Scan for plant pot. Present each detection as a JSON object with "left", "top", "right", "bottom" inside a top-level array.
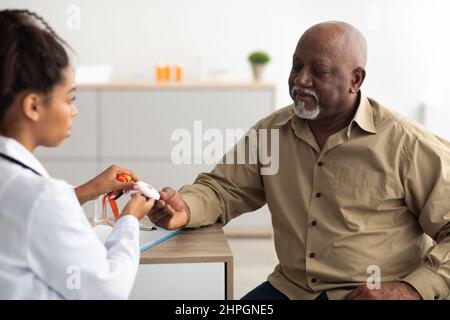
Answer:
[{"left": 251, "top": 63, "right": 266, "bottom": 82}]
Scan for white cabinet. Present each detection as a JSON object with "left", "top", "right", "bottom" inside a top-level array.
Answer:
[
  {"left": 130, "top": 263, "right": 225, "bottom": 300},
  {"left": 99, "top": 89, "right": 274, "bottom": 159}
]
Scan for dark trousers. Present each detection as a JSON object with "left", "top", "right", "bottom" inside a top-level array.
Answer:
[{"left": 241, "top": 281, "right": 328, "bottom": 300}]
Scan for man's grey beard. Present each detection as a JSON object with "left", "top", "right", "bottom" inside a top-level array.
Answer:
[
  {"left": 291, "top": 86, "right": 320, "bottom": 120},
  {"left": 293, "top": 100, "right": 320, "bottom": 120}
]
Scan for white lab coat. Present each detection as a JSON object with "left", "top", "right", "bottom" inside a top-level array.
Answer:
[{"left": 0, "top": 135, "right": 140, "bottom": 299}]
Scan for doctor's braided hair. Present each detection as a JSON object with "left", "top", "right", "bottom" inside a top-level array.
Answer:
[{"left": 0, "top": 9, "right": 71, "bottom": 123}]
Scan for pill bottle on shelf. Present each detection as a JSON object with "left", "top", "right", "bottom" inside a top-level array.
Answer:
[
  {"left": 155, "top": 62, "right": 164, "bottom": 82},
  {"left": 174, "top": 63, "right": 183, "bottom": 82}
]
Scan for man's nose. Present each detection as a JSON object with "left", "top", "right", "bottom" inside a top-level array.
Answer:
[{"left": 293, "top": 68, "right": 313, "bottom": 87}]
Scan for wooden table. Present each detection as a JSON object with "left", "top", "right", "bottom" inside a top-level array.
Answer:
[{"left": 129, "top": 224, "right": 234, "bottom": 300}]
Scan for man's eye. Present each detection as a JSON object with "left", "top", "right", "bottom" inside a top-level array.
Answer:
[
  {"left": 70, "top": 96, "right": 76, "bottom": 103},
  {"left": 292, "top": 65, "right": 302, "bottom": 72},
  {"left": 314, "top": 69, "right": 329, "bottom": 76}
]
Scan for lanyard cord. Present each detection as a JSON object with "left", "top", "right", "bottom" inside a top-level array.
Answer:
[
  {"left": 0, "top": 153, "right": 42, "bottom": 176},
  {"left": 101, "top": 174, "right": 132, "bottom": 226},
  {"left": 101, "top": 194, "right": 120, "bottom": 226}
]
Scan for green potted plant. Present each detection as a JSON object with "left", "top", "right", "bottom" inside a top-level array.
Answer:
[{"left": 248, "top": 51, "right": 270, "bottom": 82}]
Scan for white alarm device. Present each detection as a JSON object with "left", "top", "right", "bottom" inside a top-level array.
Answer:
[{"left": 133, "top": 181, "right": 160, "bottom": 200}]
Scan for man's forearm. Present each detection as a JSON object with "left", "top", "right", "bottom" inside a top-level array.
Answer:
[{"left": 179, "top": 184, "right": 224, "bottom": 228}]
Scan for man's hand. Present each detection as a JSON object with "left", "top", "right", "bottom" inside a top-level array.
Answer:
[
  {"left": 345, "top": 281, "right": 422, "bottom": 300},
  {"left": 147, "top": 187, "right": 190, "bottom": 230},
  {"left": 75, "top": 165, "right": 139, "bottom": 205}
]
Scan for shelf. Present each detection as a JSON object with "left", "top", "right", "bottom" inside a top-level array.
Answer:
[{"left": 76, "top": 82, "right": 276, "bottom": 90}]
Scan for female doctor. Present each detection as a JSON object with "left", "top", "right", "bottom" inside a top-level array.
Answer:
[{"left": 0, "top": 10, "right": 154, "bottom": 299}]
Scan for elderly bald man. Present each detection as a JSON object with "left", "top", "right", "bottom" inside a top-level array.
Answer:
[{"left": 148, "top": 22, "right": 450, "bottom": 300}]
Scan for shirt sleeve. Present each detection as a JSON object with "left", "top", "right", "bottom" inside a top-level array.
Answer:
[
  {"left": 402, "top": 135, "right": 450, "bottom": 300},
  {"left": 26, "top": 180, "right": 140, "bottom": 300},
  {"left": 180, "top": 127, "right": 267, "bottom": 228}
]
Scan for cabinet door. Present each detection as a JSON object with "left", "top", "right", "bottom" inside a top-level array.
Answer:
[
  {"left": 99, "top": 89, "right": 273, "bottom": 159},
  {"left": 35, "top": 90, "right": 98, "bottom": 159},
  {"left": 130, "top": 263, "right": 225, "bottom": 299}
]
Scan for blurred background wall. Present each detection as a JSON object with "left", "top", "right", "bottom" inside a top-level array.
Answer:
[{"left": 1, "top": 0, "right": 449, "bottom": 123}]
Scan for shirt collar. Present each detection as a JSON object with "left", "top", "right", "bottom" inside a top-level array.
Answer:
[
  {"left": 0, "top": 135, "right": 50, "bottom": 178},
  {"left": 272, "top": 107, "right": 296, "bottom": 126},
  {"left": 347, "top": 92, "right": 377, "bottom": 136},
  {"left": 276, "top": 91, "right": 377, "bottom": 137}
]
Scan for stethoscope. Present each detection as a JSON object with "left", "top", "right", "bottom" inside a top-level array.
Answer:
[{"left": 0, "top": 153, "right": 42, "bottom": 176}]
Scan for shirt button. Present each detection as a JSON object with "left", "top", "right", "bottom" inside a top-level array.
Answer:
[
  {"left": 315, "top": 192, "right": 322, "bottom": 198},
  {"left": 311, "top": 220, "right": 317, "bottom": 226},
  {"left": 317, "top": 161, "right": 323, "bottom": 167},
  {"left": 309, "top": 252, "right": 315, "bottom": 258}
]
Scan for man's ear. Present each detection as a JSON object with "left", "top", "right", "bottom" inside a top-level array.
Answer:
[
  {"left": 21, "top": 92, "right": 45, "bottom": 122},
  {"left": 350, "top": 67, "right": 366, "bottom": 94}
]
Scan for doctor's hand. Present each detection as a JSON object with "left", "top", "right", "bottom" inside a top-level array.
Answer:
[
  {"left": 147, "top": 187, "right": 190, "bottom": 230},
  {"left": 75, "top": 165, "right": 139, "bottom": 205},
  {"left": 120, "top": 192, "right": 155, "bottom": 221}
]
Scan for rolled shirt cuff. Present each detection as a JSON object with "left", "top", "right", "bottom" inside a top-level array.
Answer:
[
  {"left": 402, "top": 265, "right": 449, "bottom": 300},
  {"left": 179, "top": 193, "right": 205, "bottom": 228}
]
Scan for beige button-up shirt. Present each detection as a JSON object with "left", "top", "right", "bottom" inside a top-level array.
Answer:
[{"left": 179, "top": 93, "right": 450, "bottom": 300}]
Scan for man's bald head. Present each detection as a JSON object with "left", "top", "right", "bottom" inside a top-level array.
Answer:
[
  {"left": 299, "top": 21, "right": 367, "bottom": 69},
  {"left": 289, "top": 21, "right": 368, "bottom": 122}
]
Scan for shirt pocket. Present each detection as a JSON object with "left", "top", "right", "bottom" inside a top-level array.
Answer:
[{"left": 332, "top": 166, "right": 388, "bottom": 210}]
